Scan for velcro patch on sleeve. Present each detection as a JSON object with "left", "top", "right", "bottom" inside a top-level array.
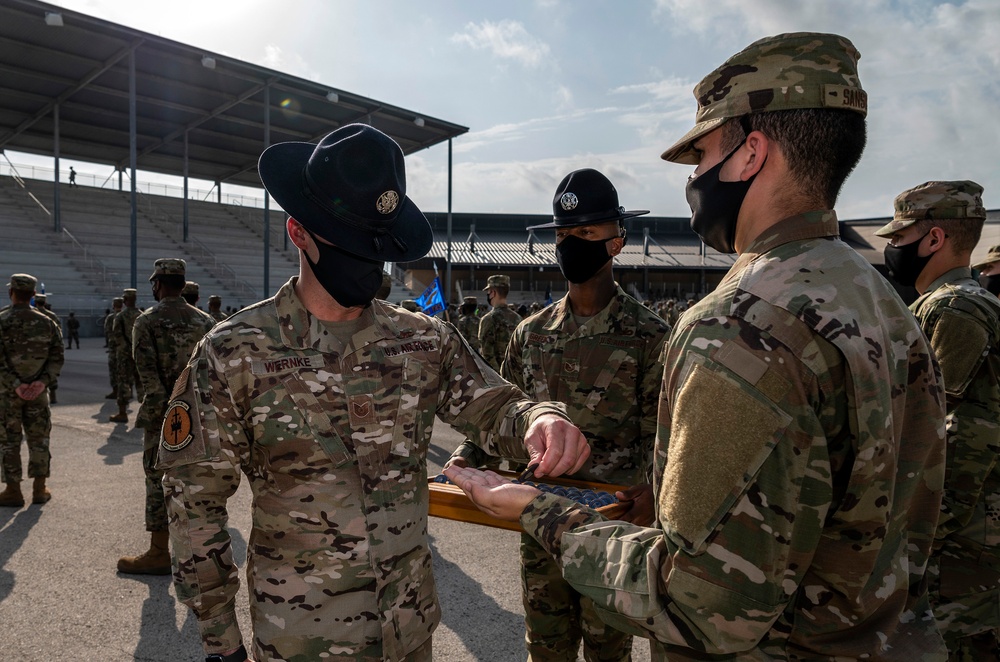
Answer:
[
  {"left": 931, "top": 310, "right": 990, "bottom": 397},
  {"left": 660, "top": 358, "right": 791, "bottom": 553}
]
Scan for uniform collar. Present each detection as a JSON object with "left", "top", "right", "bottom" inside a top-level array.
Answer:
[
  {"left": 921, "top": 266, "right": 973, "bottom": 296},
  {"left": 541, "top": 284, "right": 636, "bottom": 337},
  {"left": 274, "top": 277, "right": 403, "bottom": 352},
  {"left": 725, "top": 210, "right": 840, "bottom": 281}
]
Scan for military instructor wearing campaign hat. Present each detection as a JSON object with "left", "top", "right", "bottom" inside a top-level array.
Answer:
[
  {"left": 158, "top": 123, "right": 590, "bottom": 662},
  {"left": 877, "top": 181, "right": 1000, "bottom": 658},
  {"left": 447, "top": 33, "right": 949, "bottom": 659},
  {"left": 117, "top": 258, "right": 215, "bottom": 575}
]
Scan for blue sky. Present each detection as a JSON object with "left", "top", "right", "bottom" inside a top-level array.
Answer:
[{"left": 35, "top": 0, "right": 1000, "bottom": 220}]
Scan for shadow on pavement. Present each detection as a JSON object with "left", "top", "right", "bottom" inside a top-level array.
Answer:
[
  {"left": 129, "top": 574, "right": 204, "bottom": 662},
  {"left": 96, "top": 418, "right": 143, "bottom": 466},
  {"left": 0, "top": 505, "right": 43, "bottom": 604},
  {"left": 431, "top": 535, "right": 523, "bottom": 659}
]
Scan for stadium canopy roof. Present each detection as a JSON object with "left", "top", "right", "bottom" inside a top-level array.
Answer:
[{"left": 0, "top": 0, "right": 469, "bottom": 189}]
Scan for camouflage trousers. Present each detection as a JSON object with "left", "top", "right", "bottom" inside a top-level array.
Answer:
[
  {"left": 1, "top": 391, "right": 52, "bottom": 482},
  {"left": 141, "top": 427, "right": 167, "bottom": 532},
  {"left": 520, "top": 533, "right": 632, "bottom": 662},
  {"left": 115, "top": 356, "right": 143, "bottom": 408},
  {"left": 929, "top": 549, "right": 1000, "bottom": 660},
  {"left": 107, "top": 348, "right": 119, "bottom": 390},
  {"left": 251, "top": 633, "right": 433, "bottom": 662}
]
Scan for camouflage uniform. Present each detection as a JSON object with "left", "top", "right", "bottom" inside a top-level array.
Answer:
[
  {"left": 0, "top": 294, "right": 64, "bottom": 484},
  {"left": 208, "top": 295, "right": 227, "bottom": 323},
  {"left": 113, "top": 292, "right": 143, "bottom": 408},
  {"left": 876, "top": 181, "right": 1000, "bottom": 657},
  {"left": 158, "top": 278, "right": 569, "bottom": 661},
  {"left": 33, "top": 296, "right": 61, "bottom": 402},
  {"left": 105, "top": 300, "right": 122, "bottom": 395},
  {"left": 477, "top": 303, "right": 522, "bottom": 372},
  {"left": 132, "top": 276, "right": 215, "bottom": 531},
  {"left": 456, "top": 296, "right": 481, "bottom": 352},
  {"left": 523, "top": 211, "right": 949, "bottom": 659},
  {"left": 510, "top": 287, "right": 669, "bottom": 661}
]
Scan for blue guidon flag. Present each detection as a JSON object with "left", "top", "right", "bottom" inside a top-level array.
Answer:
[{"left": 416, "top": 277, "right": 446, "bottom": 316}]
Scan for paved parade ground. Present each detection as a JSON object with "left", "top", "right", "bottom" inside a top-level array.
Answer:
[{"left": 0, "top": 337, "right": 652, "bottom": 661}]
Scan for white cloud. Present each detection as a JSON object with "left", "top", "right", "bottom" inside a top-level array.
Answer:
[
  {"left": 451, "top": 20, "right": 552, "bottom": 68},
  {"left": 257, "top": 44, "right": 322, "bottom": 82}
]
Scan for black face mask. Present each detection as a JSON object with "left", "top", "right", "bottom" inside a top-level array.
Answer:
[
  {"left": 883, "top": 233, "right": 931, "bottom": 287},
  {"left": 305, "top": 232, "right": 385, "bottom": 307},
  {"left": 556, "top": 235, "right": 612, "bottom": 284},
  {"left": 981, "top": 274, "right": 1000, "bottom": 297},
  {"left": 685, "top": 141, "right": 761, "bottom": 255}
]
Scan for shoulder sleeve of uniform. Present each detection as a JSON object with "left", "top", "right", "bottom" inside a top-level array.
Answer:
[{"left": 929, "top": 309, "right": 991, "bottom": 397}]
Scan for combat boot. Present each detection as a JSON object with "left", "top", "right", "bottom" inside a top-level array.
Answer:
[
  {"left": 117, "top": 530, "right": 171, "bottom": 575},
  {"left": 0, "top": 482, "right": 24, "bottom": 507},
  {"left": 32, "top": 477, "right": 51, "bottom": 504},
  {"left": 49, "top": 388, "right": 57, "bottom": 404},
  {"left": 109, "top": 404, "right": 128, "bottom": 423}
]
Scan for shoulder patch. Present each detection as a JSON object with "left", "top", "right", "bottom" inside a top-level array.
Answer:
[{"left": 161, "top": 402, "right": 194, "bottom": 452}]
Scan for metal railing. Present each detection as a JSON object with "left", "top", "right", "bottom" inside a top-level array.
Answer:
[
  {"left": 60, "top": 227, "right": 122, "bottom": 293},
  {"left": 188, "top": 237, "right": 259, "bottom": 301}
]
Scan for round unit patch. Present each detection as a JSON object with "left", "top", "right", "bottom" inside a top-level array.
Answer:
[{"left": 161, "top": 401, "right": 194, "bottom": 452}]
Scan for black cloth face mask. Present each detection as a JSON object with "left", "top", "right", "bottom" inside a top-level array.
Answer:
[
  {"left": 305, "top": 231, "right": 385, "bottom": 307},
  {"left": 555, "top": 235, "right": 613, "bottom": 284},
  {"left": 883, "top": 233, "right": 931, "bottom": 288},
  {"left": 685, "top": 140, "right": 761, "bottom": 255},
  {"left": 980, "top": 274, "right": 1000, "bottom": 296}
]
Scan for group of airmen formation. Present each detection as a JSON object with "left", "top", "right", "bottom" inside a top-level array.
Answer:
[{"left": 2, "top": 30, "right": 1000, "bottom": 662}]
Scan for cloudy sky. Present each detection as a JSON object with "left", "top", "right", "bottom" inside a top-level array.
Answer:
[{"left": 37, "top": 0, "right": 1000, "bottom": 220}]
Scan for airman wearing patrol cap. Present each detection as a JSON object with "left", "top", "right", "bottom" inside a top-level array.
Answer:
[
  {"left": 117, "top": 257, "right": 214, "bottom": 575},
  {"left": 399, "top": 299, "right": 420, "bottom": 313},
  {"left": 445, "top": 33, "right": 950, "bottom": 659},
  {"left": 477, "top": 274, "right": 521, "bottom": 372},
  {"left": 31, "top": 292, "right": 62, "bottom": 403},
  {"left": 109, "top": 287, "right": 143, "bottom": 423},
  {"left": 180, "top": 279, "right": 200, "bottom": 307},
  {"left": 207, "top": 294, "right": 227, "bottom": 322},
  {"left": 456, "top": 295, "right": 481, "bottom": 351},
  {"left": 105, "top": 297, "right": 124, "bottom": 398},
  {"left": 975, "top": 245, "right": 1000, "bottom": 296},
  {"left": 878, "top": 180, "right": 1000, "bottom": 657},
  {"left": 0, "top": 273, "right": 63, "bottom": 507}
]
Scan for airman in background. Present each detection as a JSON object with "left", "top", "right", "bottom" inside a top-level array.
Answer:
[
  {"left": 457, "top": 295, "right": 481, "bottom": 351},
  {"left": 33, "top": 293, "right": 62, "bottom": 404},
  {"left": 375, "top": 272, "right": 392, "bottom": 300},
  {"left": 104, "top": 297, "right": 123, "bottom": 399},
  {"left": 0, "top": 274, "right": 64, "bottom": 507},
  {"left": 877, "top": 181, "right": 1000, "bottom": 658},
  {"left": 109, "top": 288, "right": 142, "bottom": 423},
  {"left": 477, "top": 274, "right": 522, "bottom": 372},
  {"left": 207, "top": 295, "right": 227, "bottom": 323},
  {"left": 400, "top": 299, "right": 420, "bottom": 312},
  {"left": 180, "top": 280, "right": 200, "bottom": 307},
  {"left": 974, "top": 245, "right": 1000, "bottom": 297},
  {"left": 117, "top": 258, "right": 214, "bottom": 575}
]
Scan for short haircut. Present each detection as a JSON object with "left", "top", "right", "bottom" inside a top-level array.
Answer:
[
  {"left": 155, "top": 274, "right": 186, "bottom": 291},
  {"left": 911, "top": 218, "right": 985, "bottom": 255},
  {"left": 721, "top": 109, "right": 867, "bottom": 208},
  {"left": 491, "top": 284, "right": 510, "bottom": 296}
]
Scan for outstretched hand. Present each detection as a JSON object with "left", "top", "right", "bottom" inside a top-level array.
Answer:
[
  {"left": 443, "top": 465, "right": 542, "bottom": 522},
  {"left": 522, "top": 414, "right": 590, "bottom": 479}
]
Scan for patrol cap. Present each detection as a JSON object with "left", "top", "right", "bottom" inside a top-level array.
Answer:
[
  {"left": 34, "top": 293, "right": 47, "bottom": 303},
  {"left": 122, "top": 288, "right": 137, "bottom": 300},
  {"left": 112, "top": 297, "right": 123, "bottom": 305},
  {"left": 662, "top": 32, "right": 867, "bottom": 164},
  {"left": 400, "top": 299, "right": 420, "bottom": 312},
  {"left": 7, "top": 273, "right": 37, "bottom": 292},
  {"left": 149, "top": 257, "right": 186, "bottom": 281},
  {"left": 463, "top": 296, "right": 478, "bottom": 306},
  {"left": 875, "top": 180, "right": 986, "bottom": 237},
  {"left": 208, "top": 294, "right": 222, "bottom": 303},
  {"left": 483, "top": 274, "right": 510, "bottom": 290},
  {"left": 973, "top": 245, "right": 1000, "bottom": 271},
  {"left": 181, "top": 281, "right": 199, "bottom": 296}
]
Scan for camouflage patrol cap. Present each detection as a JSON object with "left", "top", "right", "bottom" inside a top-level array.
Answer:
[
  {"left": 662, "top": 32, "right": 867, "bottom": 164},
  {"left": 973, "top": 245, "right": 1000, "bottom": 271},
  {"left": 181, "top": 281, "right": 199, "bottom": 296},
  {"left": 875, "top": 180, "right": 986, "bottom": 237},
  {"left": 112, "top": 297, "right": 123, "bottom": 305},
  {"left": 483, "top": 274, "right": 510, "bottom": 290},
  {"left": 7, "top": 273, "right": 37, "bottom": 292},
  {"left": 34, "top": 293, "right": 47, "bottom": 303},
  {"left": 208, "top": 294, "right": 222, "bottom": 303},
  {"left": 122, "top": 288, "right": 137, "bottom": 300},
  {"left": 463, "top": 296, "right": 478, "bottom": 306},
  {"left": 400, "top": 299, "right": 420, "bottom": 312},
  {"left": 149, "top": 257, "right": 186, "bottom": 281}
]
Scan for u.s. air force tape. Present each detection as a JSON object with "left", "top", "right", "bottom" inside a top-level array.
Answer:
[{"left": 161, "top": 401, "right": 194, "bottom": 452}]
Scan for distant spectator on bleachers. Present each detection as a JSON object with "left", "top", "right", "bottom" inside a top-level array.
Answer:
[{"left": 68, "top": 166, "right": 77, "bottom": 187}]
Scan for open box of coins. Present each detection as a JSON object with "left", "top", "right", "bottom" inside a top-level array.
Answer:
[{"left": 428, "top": 471, "right": 631, "bottom": 531}]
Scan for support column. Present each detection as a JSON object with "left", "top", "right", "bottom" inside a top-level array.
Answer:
[
  {"left": 263, "top": 84, "right": 271, "bottom": 296},
  {"left": 129, "top": 50, "right": 137, "bottom": 288},
  {"left": 53, "top": 104, "right": 60, "bottom": 233},
  {"left": 445, "top": 139, "right": 453, "bottom": 304},
  {"left": 183, "top": 131, "right": 189, "bottom": 242}
]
